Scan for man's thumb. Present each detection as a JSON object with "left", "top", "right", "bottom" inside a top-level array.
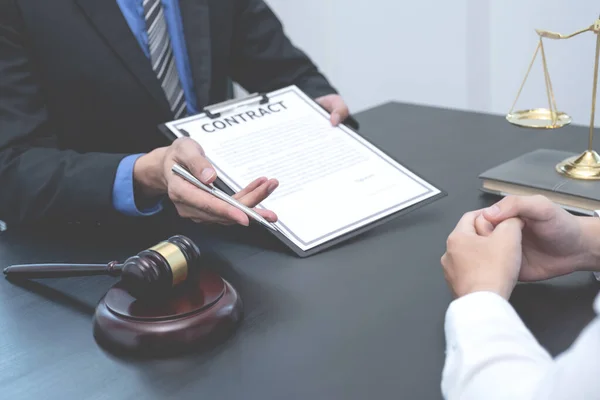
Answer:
[
  {"left": 491, "top": 217, "right": 524, "bottom": 239},
  {"left": 483, "top": 195, "right": 554, "bottom": 225}
]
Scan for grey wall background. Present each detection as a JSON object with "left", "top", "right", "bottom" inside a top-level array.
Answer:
[{"left": 253, "top": 0, "right": 600, "bottom": 128}]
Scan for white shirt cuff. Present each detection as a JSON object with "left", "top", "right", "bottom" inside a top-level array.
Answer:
[
  {"left": 442, "top": 291, "right": 553, "bottom": 399},
  {"left": 444, "top": 291, "right": 532, "bottom": 345}
]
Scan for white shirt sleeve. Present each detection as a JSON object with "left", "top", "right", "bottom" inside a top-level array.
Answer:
[{"left": 441, "top": 291, "right": 600, "bottom": 400}]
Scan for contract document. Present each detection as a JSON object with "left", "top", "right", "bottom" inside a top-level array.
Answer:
[{"left": 162, "top": 85, "right": 444, "bottom": 256}]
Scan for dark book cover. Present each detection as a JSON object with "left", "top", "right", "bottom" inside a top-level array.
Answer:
[{"left": 479, "top": 149, "right": 600, "bottom": 214}]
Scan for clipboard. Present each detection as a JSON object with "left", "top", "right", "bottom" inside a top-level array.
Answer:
[{"left": 158, "top": 86, "right": 446, "bottom": 257}]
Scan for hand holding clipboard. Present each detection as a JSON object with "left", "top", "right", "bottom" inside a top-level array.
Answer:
[{"left": 131, "top": 128, "right": 278, "bottom": 228}]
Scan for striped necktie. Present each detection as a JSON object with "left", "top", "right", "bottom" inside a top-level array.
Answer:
[{"left": 143, "top": 0, "right": 187, "bottom": 119}]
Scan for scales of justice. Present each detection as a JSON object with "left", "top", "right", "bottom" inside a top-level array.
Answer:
[{"left": 507, "top": 15, "right": 600, "bottom": 180}]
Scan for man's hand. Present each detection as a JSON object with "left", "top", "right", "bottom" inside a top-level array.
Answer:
[
  {"left": 316, "top": 94, "right": 350, "bottom": 126},
  {"left": 442, "top": 210, "right": 524, "bottom": 299},
  {"left": 133, "top": 137, "right": 278, "bottom": 226},
  {"left": 476, "top": 195, "right": 600, "bottom": 281}
]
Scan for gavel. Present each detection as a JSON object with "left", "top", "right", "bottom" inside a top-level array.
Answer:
[{"left": 3, "top": 235, "right": 201, "bottom": 299}]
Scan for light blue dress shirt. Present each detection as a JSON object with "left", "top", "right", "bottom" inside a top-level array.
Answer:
[{"left": 113, "top": 0, "right": 199, "bottom": 216}]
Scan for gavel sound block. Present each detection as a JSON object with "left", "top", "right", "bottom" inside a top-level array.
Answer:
[
  {"left": 4, "top": 235, "right": 243, "bottom": 355},
  {"left": 94, "top": 269, "right": 242, "bottom": 355}
]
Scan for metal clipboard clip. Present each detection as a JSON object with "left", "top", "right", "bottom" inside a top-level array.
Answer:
[{"left": 203, "top": 93, "right": 270, "bottom": 119}]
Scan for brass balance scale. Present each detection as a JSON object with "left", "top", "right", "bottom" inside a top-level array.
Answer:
[{"left": 507, "top": 16, "right": 600, "bottom": 180}]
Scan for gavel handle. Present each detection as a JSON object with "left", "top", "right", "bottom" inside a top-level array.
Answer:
[{"left": 3, "top": 262, "right": 123, "bottom": 279}]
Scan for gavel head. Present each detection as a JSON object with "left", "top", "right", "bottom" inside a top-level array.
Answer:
[{"left": 119, "top": 235, "right": 201, "bottom": 298}]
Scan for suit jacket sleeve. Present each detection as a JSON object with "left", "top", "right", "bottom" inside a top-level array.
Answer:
[
  {"left": 0, "top": 0, "right": 128, "bottom": 226},
  {"left": 230, "top": 0, "right": 337, "bottom": 99}
]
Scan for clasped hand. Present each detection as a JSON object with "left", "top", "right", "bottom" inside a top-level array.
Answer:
[{"left": 442, "top": 195, "right": 599, "bottom": 300}]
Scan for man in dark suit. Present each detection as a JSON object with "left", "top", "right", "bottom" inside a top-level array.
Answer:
[{"left": 0, "top": 0, "right": 350, "bottom": 227}]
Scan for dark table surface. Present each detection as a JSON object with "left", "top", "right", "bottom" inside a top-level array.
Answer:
[{"left": 1, "top": 102, "right": 599, "bottom": 400}]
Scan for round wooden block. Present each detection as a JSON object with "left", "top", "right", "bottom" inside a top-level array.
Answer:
[{"left": 93, "top": 269, "right": 243, "bottom": 356}]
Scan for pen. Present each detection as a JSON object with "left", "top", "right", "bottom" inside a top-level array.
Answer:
[{"left": 171, "top": 163, "right": 277, "bottom": 232}]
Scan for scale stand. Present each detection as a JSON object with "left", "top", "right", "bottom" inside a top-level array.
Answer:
[{"left": 507, "top": 16, "right": 600, "bottom": 180}]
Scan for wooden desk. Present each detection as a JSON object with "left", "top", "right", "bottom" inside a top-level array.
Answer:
[{"left": 1, "top": 102, "right": 598, "bottom": 399}]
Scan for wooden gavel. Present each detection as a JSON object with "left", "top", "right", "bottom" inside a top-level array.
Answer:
[{"left": 3, "top": 235, "right": 201, "bottom": 298}]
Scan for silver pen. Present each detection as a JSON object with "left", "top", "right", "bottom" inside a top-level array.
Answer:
[{"left": 171, "top": 163, "right": 277, "bottom": 231}]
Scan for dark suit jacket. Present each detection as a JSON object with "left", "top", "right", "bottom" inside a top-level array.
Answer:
[{"left": 0, "top": 0, "right": 338, "bottom": 227}]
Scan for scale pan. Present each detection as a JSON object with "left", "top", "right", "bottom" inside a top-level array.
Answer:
[{"left": 506, "top": 108, "right": 571, "bottom": 129}]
